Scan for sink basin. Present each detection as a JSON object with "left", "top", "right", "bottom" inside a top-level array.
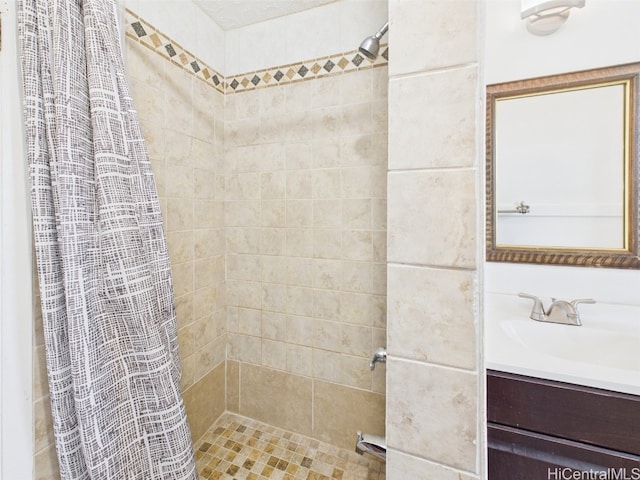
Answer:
[{"left": 486, "top": 293, "right": 640, "bottom": 395}]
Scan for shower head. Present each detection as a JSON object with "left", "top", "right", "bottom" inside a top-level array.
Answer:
[{"left": 358, "top": 22, "right": 389, "bottom": 60}]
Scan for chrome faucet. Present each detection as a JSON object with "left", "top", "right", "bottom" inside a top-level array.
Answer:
[
  {"left": 518, "top": 293, "right": 595, "bottom": 326},
  {"left": 370, "top": 347, "right": 387, "bottom": 370}
]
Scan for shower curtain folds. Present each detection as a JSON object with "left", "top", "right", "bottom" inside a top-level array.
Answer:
[{"left": 18, "top": 0, "right": 197, "bottom": 478}]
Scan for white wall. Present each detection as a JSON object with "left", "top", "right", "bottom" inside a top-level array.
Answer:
[
  {"left": 486, "top": 0, "right": 640, "bottom": 84},
  {"left": 0, "top": 1, "right": 34, "bottom": 478},
  {"left": 121, "top": 0, "right": 387, "bottom": 77},
  {"left": 122, "top": 0, "right": 226, "bottom": 73},
  {"left": 224, "top": 0, "right": 387, "bottom": 75},
  {"left": 485, "top": 0, "right": 640, "bottom": 307}
]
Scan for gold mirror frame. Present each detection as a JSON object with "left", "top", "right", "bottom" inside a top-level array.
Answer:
[{"left": 486, "top": 63, "right": 640, "bottom": 268}]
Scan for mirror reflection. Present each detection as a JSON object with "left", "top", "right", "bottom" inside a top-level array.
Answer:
[
  {"left": 486, "top": 63, "right": 640, "bottom": 268},
  {"left": 495, "top": 83, "right": 626, "bottom": 249}
]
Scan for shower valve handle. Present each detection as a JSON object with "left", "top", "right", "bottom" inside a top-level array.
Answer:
[{"left": 370, "top": 347, "right": 387, "bottom": 370}]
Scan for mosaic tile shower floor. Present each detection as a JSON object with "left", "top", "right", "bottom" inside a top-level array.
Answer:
[{"left": 194, "top": 413, "right": 386, "bottom": 480}]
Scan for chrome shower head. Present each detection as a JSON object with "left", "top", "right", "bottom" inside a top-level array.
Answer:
[{"left": 358, "top": 22, "right": 389, "bottom": 60}]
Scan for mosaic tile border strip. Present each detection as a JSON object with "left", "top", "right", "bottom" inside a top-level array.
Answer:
[
  {"left": 125, "top": 9, "right": 226, "bottom": 94},
  {"left": 225, "top": 45, "right": 388, "bottom": 94},
  {"left": 124, "top": 9, "right": 388, "bottom": 95}
]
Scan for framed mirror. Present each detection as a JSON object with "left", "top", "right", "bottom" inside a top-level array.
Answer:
[{"left": 486, "top": 63, "right": 640, "bottom": 268}]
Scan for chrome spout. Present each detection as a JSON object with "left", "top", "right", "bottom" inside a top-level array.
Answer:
[{"left": 355, "top": 431, "right": 386, "bottom": 460}]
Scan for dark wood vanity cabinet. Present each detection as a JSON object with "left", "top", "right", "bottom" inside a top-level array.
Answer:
[{"left": 487, "top": 370, "right": 640, "bottom": 479}]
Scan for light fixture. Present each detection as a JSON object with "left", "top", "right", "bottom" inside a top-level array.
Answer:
[{"left": 521, "top": 0, "right": 585, "bottom": 35}]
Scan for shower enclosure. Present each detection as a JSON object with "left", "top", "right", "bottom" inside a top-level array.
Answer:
[{"left": 30, "top": 1, "right": 390, "bottom": 478}]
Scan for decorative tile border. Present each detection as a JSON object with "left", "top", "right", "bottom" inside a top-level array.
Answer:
[
  {"left": 124, "top": 8, "right": 388, "bottom": 95},
  {"left": 125, "top": 8, "right": 226, "bottom": 93},
  {"left": 225, "top": 45, "right": 388, "bottom": 94}
]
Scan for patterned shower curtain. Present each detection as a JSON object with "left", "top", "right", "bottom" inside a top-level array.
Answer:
[{"left": 18, "top": 0, "right": 197, "bottom": 478}]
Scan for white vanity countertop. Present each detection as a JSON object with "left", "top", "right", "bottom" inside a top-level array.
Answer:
[{"left": 485, "top": 293, "right": 640, "bottom": 396}]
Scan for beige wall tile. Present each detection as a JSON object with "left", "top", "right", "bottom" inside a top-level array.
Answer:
[
  {"left": 166, "top": 164, "right": 194, "bottom": 198},
  {"left": 340, "top": 355, "right": 372, "bottom": 390},
  {"left": 342, "top": 199, "right": 372, "bottom": 229},
  {"left": 312, "top": 289, "right": 341, "bottom": 321},
  {"left": 286, "top": 229, "right": 313, "bottom": 257},
  {"left": 172, "top": 262, "right": 194, "bottom": 298},
  {"left": 312, "top": 259, "right": 342, "bottom": 290},
  {"left": 261, "top": 255, "right": 286, "bottom": 284},
  {"left": 387, "top": 360, "right": 478, "bottom": 473},
  {"left": 164, "top": 130, "right": 193, "bottom": 167},
  {"left": 34, "top": 395, "right": 55, "bottom": 453},
  {"left": 226, "top": 360, "right": 240, "bottom": 413},
  {"left": 262, "top": 339, "right": 287, "bottom": 370},
  {"left": 387, "top": 450, "right": 478, "bottom": 480},
  {"left": 183, "top": 363, "right": 226, "bottom": 442},
  {"left": 389, "top": 67, "right": 477, "bottom": 170},
  {"left": 237, "top": 307, "right": 261, "bottom": 336},
  {"left": 313, "top": 169, "right": 342, "bottom": 198},
  {"left": 286, "top": 142, "right": 313, "bottom": 170},
  {"left": 388, "top": 0, "right": 478, "bottom": 76},
  {"left": 174, "top": 293, "right": 194, "bottom": 329},
  {"left": 286, "top": 344, "right": 313, "bottom": 376},
  {"left": 313, "top": 229, "right": 342, "bottom": 259},
  {"left": 180, "top": 353, "right": 196, "bottom": 391},
  {"left": 312, "top": 349, "right": 342, "bottom": 383},
  {"left": 34, "top": 444, "right": 60, "bottom": 480},
  {"left": 286, "top": 170, "right": 313, "bottom": 199},
  {"left": 194, "top": 258, "right": 216, "bottom": 289},
  {"left": 166, "top": 197, "right": 194, "bottom": 232},
  {"left": 286, "top": 314, "right": 314, "bottom": 346},
  {"left": 33, "top": 344, "right": 48, "bottom": 401},
  {"left": 312, "top": 139, "right": 341, "bottom": 168},
  {"left": 341, "top": 261, "right": 372, "bottom": 293},
  {"left": 261, "top": 311, "right": 286, "bottom": 341},
  {"left": 261, "top": 171, "right": 286, "bottom": 199},
  {"left": 313, "top": 199, "right": 341, "bottom": 228},
  {"left": 285, "top": 287, "right": 314, "bottom": 317},
  {"left": 262, "top": 200, "right": 286, "bottom": 228},
  {"left": 228, "top": 333, "right": 261, "bottom": 364},
  {"left": 388, "top": 265, "right": 477, "bottom": 369},
  {"left": 312, "top": 319, "right": 341, "bottom": 352},
  {"left": 260, "top": 228, "right": 286, "bottom": 255},
  {"left": 167, "top": 231, "right": 194, "bottom": 265},
  {"left": 239, "top": 364, "right": 313, "bottom": 436},
  {"left": 342, "top": 230, "right": 373, "bottom": 261},
  {"left": 286, "top": 257, "right": 313, "bottom": 287},
  {"left": 340, "top": 324, "right": 372, "bottom": 357},
  {"left": 388, "top": 169, "right": 476, "bottom": 268},
  {"left": 227, "top": 227, "right": 261, "bottom": 254},
  {"left": 313, "top": 381, "right": 385, "bottom": 450},
  {"left": 340, "top": 292, "right": 371, "bottom": 326}
]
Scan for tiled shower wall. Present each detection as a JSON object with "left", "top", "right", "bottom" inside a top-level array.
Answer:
[
  {"left": 224, "top": 67, "right": 388, "bottom": 449},
  {"left": 126, "top": 38, "right": 228, "bottom": 440}
]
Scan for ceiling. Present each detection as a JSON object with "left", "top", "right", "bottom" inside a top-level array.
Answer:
[{"left": 193, "top": 0, "right": 339, "bottom": 30}]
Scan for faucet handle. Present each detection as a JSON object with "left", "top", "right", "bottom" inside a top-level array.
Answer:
[
  {"left": 370, "top": 347, "right": 387, "bottom": 371},
  {"left": 518, "top": 292, "right": 546, "bottom": 321},
  {"left": 570, "top": 298, "right": 596, "bottom": 309}
]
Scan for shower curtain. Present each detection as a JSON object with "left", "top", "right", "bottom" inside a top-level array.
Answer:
[{"left": 19, "top": 0, "right": 197, "bottom": 478}]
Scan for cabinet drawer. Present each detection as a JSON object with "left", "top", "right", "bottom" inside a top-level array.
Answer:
[
  {"left": 487, "top": 370, "right": 640, "bottom": 455},
  {"left": 488, "top": 424, "right": 640, "bottom": 479}
]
